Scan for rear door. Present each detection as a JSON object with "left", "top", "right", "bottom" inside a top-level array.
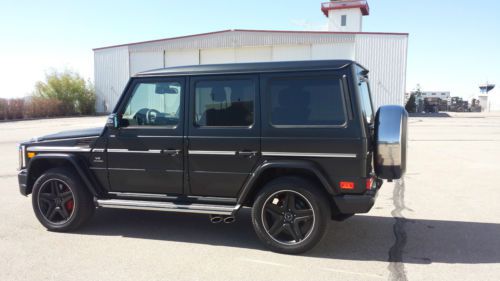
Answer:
[{"left": 187, "top": 74, "right": 260, "bottom": 198}]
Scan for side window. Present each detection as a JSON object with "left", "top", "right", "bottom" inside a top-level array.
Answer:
[
  {"left": 194, "top": 79, "right": 255, "bottom": 127},
  {"left": 358, "top": 78, "right": 374, "bottom": 124},
  {"left": 122, "top": 81, "right": 181, "bottom": 127},
  {"left": 341, "top": 15, "right": 347, "bottom": 26},
  {"left": 269, "top": 75, "right": 346, "bottom": 126}
]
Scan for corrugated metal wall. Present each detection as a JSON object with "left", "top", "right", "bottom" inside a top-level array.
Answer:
[
  {"left": 127, "top": 30, "right": 355, "bottom": 52},
  {"left": 94, "top": 31, "right": 407, "bottom": 113},
  {"left": 94, "top": 46, "right": 129, "bottom": 113},
  {"left": 355, "top": 34, "right": 408, "bottom": 108}
]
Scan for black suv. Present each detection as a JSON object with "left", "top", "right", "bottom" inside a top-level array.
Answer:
[{"left": 17, "top": 60, "right": 407, "bottom": 254}]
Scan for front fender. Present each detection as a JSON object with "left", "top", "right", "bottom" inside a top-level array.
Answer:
[{"left": 26, "top": 153, "right": 101, "bottom": 196}]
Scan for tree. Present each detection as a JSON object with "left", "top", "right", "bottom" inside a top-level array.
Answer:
[
  {"left": 405, "top": 93, "right": 417, "bottom": 113},
  {"left": 34, "top": 70, "right": 95, "bottom": 115}
]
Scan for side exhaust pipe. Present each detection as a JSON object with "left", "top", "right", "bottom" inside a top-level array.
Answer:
[
  {"left": 210, "top": 215, "right": 223, "bottom": 224},
  {"left": 223, "top": 216, "right": 235, "bottom": 224}
]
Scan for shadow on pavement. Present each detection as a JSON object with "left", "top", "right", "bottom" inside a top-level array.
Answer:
[{"left": 75, "top": 208, "right": 500, "bottom": 264}]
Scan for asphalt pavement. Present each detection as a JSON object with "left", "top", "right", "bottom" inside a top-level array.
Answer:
[{"left": 0, "top": 114, "right": 499, "bottom": 281}]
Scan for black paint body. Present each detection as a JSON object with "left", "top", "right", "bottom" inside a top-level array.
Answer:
[{"left": 18, "top": 60, "right": 382, "bottom": 215}]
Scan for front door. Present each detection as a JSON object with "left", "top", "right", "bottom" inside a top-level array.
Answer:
[
  {"left": 106, "top": 77, "right": 185, "bottom": 194},
  {"left": 187, "top": 75, "right": 260, "bottom": 198}
]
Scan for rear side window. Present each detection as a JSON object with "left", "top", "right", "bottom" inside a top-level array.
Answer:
[
  {"left": 358, "top": 78, "right": 374, "bottom": 124},
  {"left": 194, "top": 79, "right": 255, "bottom": 127},
  {"left": 268, "top": 76, "right": 346, "bottom": 126}
]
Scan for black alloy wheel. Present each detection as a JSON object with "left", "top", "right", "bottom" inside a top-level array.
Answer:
[
  {"left": 37, "top": 179, "right": 75, "bottom": 224},
  {"left": 262, "top": 190, "right": 315, "bottom": 245},
  {"left": 32, "top": 168, "right": 95, "bottom": 232},
  {"left": 252, "top": 176, "right": 330, "bottom": 254}
]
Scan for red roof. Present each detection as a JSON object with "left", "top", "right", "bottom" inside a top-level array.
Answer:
[
  {"left": 93, "top": 29, "right": 408, "bottom": 51},
  {"left": 321, "top": 1, "right": 370, "bottom": 16}
]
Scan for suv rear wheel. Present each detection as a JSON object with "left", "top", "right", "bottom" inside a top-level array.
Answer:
[
  {"left": 251, "top": 176, "right": 330, "bottom": 254},
  {"left": 32, "top": 168, "right": 95, "bottom": 232}
]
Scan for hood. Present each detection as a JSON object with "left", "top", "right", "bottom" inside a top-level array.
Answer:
[{"left": 32, "top": 127, "right": 103, "bottom": 142}]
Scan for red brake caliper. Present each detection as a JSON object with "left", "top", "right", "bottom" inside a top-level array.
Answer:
[
  {"left": 65, "top": 199, "right": 74, "bottom": 213},
  {"left": 63, "top": 187, "right": 74, "bottom": 213}
]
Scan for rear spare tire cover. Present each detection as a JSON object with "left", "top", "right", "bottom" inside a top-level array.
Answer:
[{"left": 374, "top": 105, "right": 408, "bottom": 180}]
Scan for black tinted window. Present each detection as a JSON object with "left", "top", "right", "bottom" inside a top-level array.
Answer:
[
  {"left": 269, "top": 76, "right": 345, "bottom": 126},
  {"left": 195, "top": 79, "right": 255, "bottom": 127},
  {"left": 358, "top": 78, "right": 374, "bottom": 124}
]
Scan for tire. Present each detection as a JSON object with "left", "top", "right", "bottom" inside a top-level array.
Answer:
[
  {"left": 31, "top": 167, "right": 95, "bottom": 232},
  {"left": 251, "top": 176, "right": 330, "bottom": 254}
]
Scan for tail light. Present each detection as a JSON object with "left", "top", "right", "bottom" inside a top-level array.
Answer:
[{"left": 339, "top": 181, "right": 355, "bottom": 190}]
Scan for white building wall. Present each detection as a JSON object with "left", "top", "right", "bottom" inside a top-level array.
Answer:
[
  {"left": 93, "top": 46, "right": 129, "bottom": 113},
  {"left": 272, "top": 45, "right": 311, "bottom": 61},
  {"left": 129, "top": 51, "right": 163, "bottom": 75},
  {"left": 354, "top": 34, "right": 408, "bottom": 108},
  {"left": 235, "top": 46, "right": 272, "bottom": 63},
  {"left": 328, "top": 9, "right": 363, "bottom": 32},
  {"left": 165, "top": 49, "right": 199, "bottom": 67},
  {"left": 93, "top": 31, "right": 407, "bottom": 113},
  {"left": 487, "top": 89, "right": 500, "bottom": 112},
  {"left": 200, "top": 48, "right": 236, "bottom": 64},
  {"left": 311, "top": 43, "right": 355, "bottom": 60}
]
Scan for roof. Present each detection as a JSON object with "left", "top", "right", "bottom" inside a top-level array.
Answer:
[
  {"left": 321, "top": 1, "right": 370, "bottom": 16},
  {"left": 93, "top": 29, "right": 409, "bottom": 51},
  {"left": 135, "top": 60, "right": 363, "bottom": 77}
]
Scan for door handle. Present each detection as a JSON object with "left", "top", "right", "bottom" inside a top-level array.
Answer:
[
  {"left": 162, "top": 149, "right": 181, "bottom": 156},
  {"left": 237, "top": 150, "right": 258, "bottom": 158}
]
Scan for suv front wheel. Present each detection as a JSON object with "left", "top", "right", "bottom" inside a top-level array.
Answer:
[
  {"left": 32, "top": 168, "right": 95, "bottom": 232},
  {"left": 251, "top": 176, "right": 330, "bottom": 254}
]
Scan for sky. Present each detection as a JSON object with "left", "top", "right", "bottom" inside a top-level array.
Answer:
[{"left": 0, "top": 0, "right": 499, "bottom": 99}]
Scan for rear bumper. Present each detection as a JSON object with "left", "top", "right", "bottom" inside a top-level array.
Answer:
[
  {"left": 333, "top": 192, "right": 377, "bottom": 214},
  {"left": 18, "top": 169, "right": 29, "bottom": 196},
  {"left": 332, "top": 179, "right": 382, "bottom": 214}
]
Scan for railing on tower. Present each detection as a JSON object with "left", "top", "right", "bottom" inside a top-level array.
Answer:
[{"left": 321, "top": 0, "right": 370, "bottom": 16}]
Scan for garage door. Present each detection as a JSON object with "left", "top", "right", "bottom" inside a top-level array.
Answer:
[
  {"left": 129, "top": 51, "right": 164, "bottom": 75},
  {"left": 165, "top": 49, "right": 199, "bottom": 67}
]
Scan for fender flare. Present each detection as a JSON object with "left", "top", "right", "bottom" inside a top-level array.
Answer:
[
  {"left": 27, "top": 153, "right": 101, "bottom": 196},
  {"left": 237, "top": 159, "right": 336, "bottom": 204}
]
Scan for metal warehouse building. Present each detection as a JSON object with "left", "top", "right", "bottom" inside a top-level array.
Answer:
[{"left": 93, "top": 0, "right": 408, "bottom": 113}]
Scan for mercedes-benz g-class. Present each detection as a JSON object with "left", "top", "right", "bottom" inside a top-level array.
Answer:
[{"left": 18, "top": 60, "right": 407, "bottom": 254}]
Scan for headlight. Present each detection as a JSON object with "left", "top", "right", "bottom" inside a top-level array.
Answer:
[{"left": 18, "top": 145, "right": 26, "bottom": 170}]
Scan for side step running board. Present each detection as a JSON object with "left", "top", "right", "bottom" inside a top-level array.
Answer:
[{"left": 96, "top": 199, "right": 240, "bottom": 215}]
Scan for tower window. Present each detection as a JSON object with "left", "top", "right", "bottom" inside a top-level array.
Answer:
[{"left": 341, "top": 15, "right": 347, "bottom": 26}]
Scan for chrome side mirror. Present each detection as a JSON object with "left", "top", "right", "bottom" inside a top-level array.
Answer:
[{"left": 106, "top": 114, "right": 119, "bottom": 129}]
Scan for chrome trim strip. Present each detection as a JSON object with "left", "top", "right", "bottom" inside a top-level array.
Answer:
[
  {"left": 188, "top": 150, "right": 236, "bottom": 156},
  {"left": 92, "top": 148, "right": 105, "bottom": 153},
  {"left": 137, "top": 135, "right": 182, "bottom": 138},
  {"left": 20, "top": 145, "right": 26, "bottom": 170},
  {"left": 27, "top": 146, "right": 91, "bottom": 152},
  {"left": 109, "top": 192, "right": 172, "bottom": 199},
  {"left": 96, "top": 199, "right": 239, "bottom": 215},
  {"left": 32, "top": 135, "right": 99, "bottom": 143},
  {"left": 109, "top": 192, "right": 237, "bottom": 203},
  {"left": 108, "top": 168, "right": 146, "bottom": 171},
  {"left": 262, "top": 152, "right": 357, "bottom": 158},
  {"left": 192, "top": 170, "right": 251, "bottom": 175},
  {"left": 107, "top": 149, "right": 162, "bottom": 154}
]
